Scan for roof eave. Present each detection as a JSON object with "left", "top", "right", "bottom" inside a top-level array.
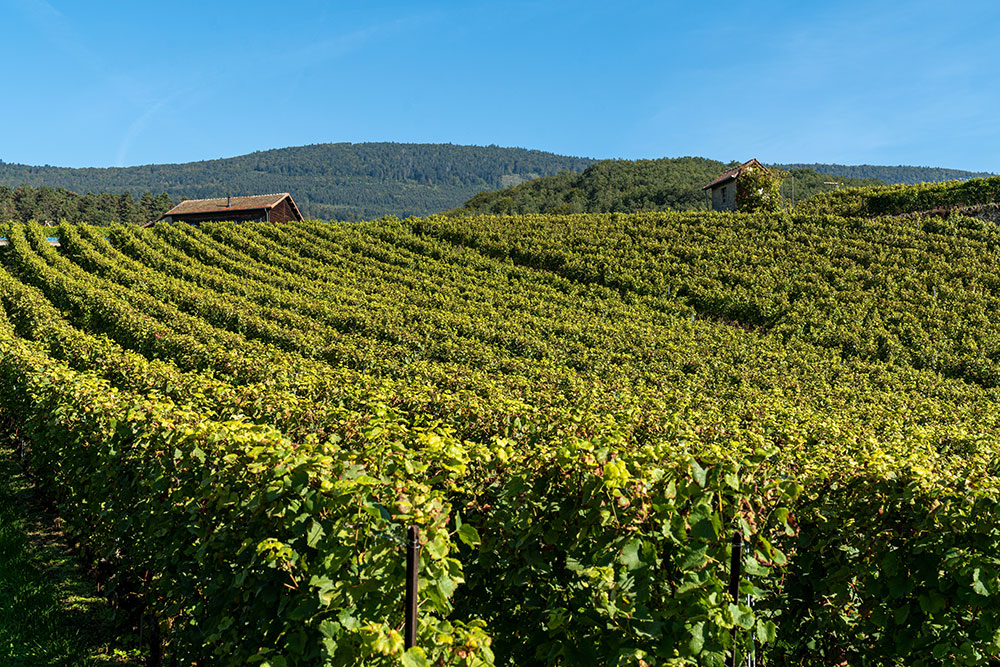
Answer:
[
  {"left": 284, "top": 195, "right": 305, "bottom": 220},
  {"left": 261, "top": 194, "right": 304, "bottom": 220},
  {"left": 702, "top": 174, "right": 738, "bottom": 190}
]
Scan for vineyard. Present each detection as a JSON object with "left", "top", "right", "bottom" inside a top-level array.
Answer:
[
  {"left": 795, "top": 173, "right": 1000, "bottom": 218},
  {"left": 2, "top": 211, "right": 1000, "bottom": 665}
]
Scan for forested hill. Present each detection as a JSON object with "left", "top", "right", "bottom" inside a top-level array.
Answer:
[
  {"left": 776, "top": 163, "right": 994, "bottom": 185},
  {"left": 2, "top": 144, "right": 989, "bottom": 221},
  {"left": 454, "top": 157, "right": 880, "bottom": 215},
  {"left": 0, "top": 143, "right": 593, "bottom": 221}
]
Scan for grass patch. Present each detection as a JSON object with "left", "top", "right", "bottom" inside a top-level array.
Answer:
[{"left": 0, "top": 441, "right": 143, "bottom": 666}]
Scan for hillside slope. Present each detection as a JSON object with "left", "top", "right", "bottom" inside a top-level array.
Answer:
[
  {"left": 3, "top": 209, "right": 1000, "bottom": 663},
  {"left": 454, "top": 158, "right": 879, "bottom": 215},
  {"left": 0, "top": 143, "right": 593, "bottom": 220},
  {"left": 795, "top": 174, "right": 1000, "bottom": 217}
]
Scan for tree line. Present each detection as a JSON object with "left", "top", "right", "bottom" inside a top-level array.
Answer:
[
  {"left": 0, "top": 185, "right": 172, "bottom": 225},
  {"left": 777, "top": 162, "right": 992, "bottom": 185}
]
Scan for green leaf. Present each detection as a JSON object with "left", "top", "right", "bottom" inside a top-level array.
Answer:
[
  {"left": 364, "top": 502, "right": 392, "bottom": 522},
  {"left": 548, "top": 608, "right": 568, "bottom": 631},
  {"left": 778, "top": 480, "right": 803, "bottom": 501},
  {"left": 690, "top": 459, "right": 707, "bottom": 487},
  {"left": 691, "top": 515, "right": 718, "bottom": 541},
  {"left": 893, "top": 605, "right": 910, "bottom": 625},
  {"left": 743, "top": 556, "right": 769, "bottom": 577},
  {"left": 306, "top": 520, "right": 324, "bottom": 548},
  {"left": 310, "top": 573, "right": 336, "bottom": 606},
  {"left": 678, "top": 545, "right": 708, "bottom": 570},
  {"left": 932, "top": 642, "right": 951, "bottom": 659},
  {"left": 701, "top": 650, "right": 726, "bottom": 667},
  {"left": 318, "top": 620, "right": 340, "bottom": 638},
  {"left": 755, "top": 619, "right": 777, "bottom": 644},
  {"left": 919, "top": 592, "right": 946, "bottom": 615},
  {"left": 457, "top": 523, "right": 481, "bottom": 547},
  {"left": 425, "top": 535, "right": 448, "bottom": 559},
  {"left": 888, "top": 575, "right": 911, "bottom": 599},
  {"left": 435, "top": 574, "right": 457, "bottom": 599},
  {"left": 338, "top": 608, "right": 361, "bottom": 631},
  {"left": 619, "top": 539, "right": 643, "bottom": 570},
  {"left": 729, "top": 603, "right": 754, "bottom": 630},
  {"left": 973, "top": 568, "right": 990, "bottom": 596},
  {"left": 688, "top": 621, "right": 706, "bottom": 654},
  {"left": 724, "top": 471, "right": 740, "bottom": 490},
  {"left": 401, "top": 647, "right": 429, "bottom": 667}
]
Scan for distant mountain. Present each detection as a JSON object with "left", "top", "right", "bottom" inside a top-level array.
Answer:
[
  {"left": 775, "top": 163, "right": 994, "bottom": 185},
  {"left": 454, "top": 158, "right": 879, "bottom": 216},
  {"left": 0, "top": 143, "right": 594, "bottom": 221}
]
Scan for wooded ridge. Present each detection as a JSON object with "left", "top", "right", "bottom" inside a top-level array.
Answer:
[{"left": 0, "top": 144, "right": 988, "bottom": 221}]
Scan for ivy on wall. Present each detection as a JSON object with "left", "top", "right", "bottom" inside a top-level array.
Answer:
[{"left": 737, "top": 165, "right": 783, "bottom": 213}]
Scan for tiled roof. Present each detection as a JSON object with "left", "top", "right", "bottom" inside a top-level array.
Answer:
[
  {"left": 703, "top": 166, "right": 742, "bottom": 190},
  {"left": 702, "top": 159, "right": 768, "bottom": 190},
  {"left": 162, "top": 193, "right": 293, "bottom": 216}
]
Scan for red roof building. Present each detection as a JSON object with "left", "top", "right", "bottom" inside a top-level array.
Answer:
[{"left": 153, "top": 193, "right": 304, "bottom": 225}]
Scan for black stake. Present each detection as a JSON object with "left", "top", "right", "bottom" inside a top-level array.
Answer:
[
  {"left": 404, "top": 525, "right": 420, "bottom": 650},
  {"left": 727, "top": 531, "right": 743, "bottom": 667},
  {"left": 729, "top": 530, "right": 742, "bottom": 600}
]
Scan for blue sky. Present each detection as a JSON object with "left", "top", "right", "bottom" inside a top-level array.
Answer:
[{"left": 2, "top": 0, "right": 999, "bottom": 172}]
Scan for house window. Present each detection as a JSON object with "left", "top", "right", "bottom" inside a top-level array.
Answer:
[{"left": 721, "top": 186, "right": 727, "bottom": 203}]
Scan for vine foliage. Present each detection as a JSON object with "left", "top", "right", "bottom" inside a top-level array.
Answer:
[{"left": 736, "top": 164, "right": 783, "bottom": 213}]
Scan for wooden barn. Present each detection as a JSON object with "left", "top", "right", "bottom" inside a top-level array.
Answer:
[
  {"left": 153, "top": 193, "right": 304, "bottom": 225},
  {"left": 702, "top": 159, "right": 769, "bottom": 211}
]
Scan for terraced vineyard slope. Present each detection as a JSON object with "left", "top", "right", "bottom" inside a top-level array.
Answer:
[{"left": 2, "top": 210, "right": 1000, "bottom": 665}]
